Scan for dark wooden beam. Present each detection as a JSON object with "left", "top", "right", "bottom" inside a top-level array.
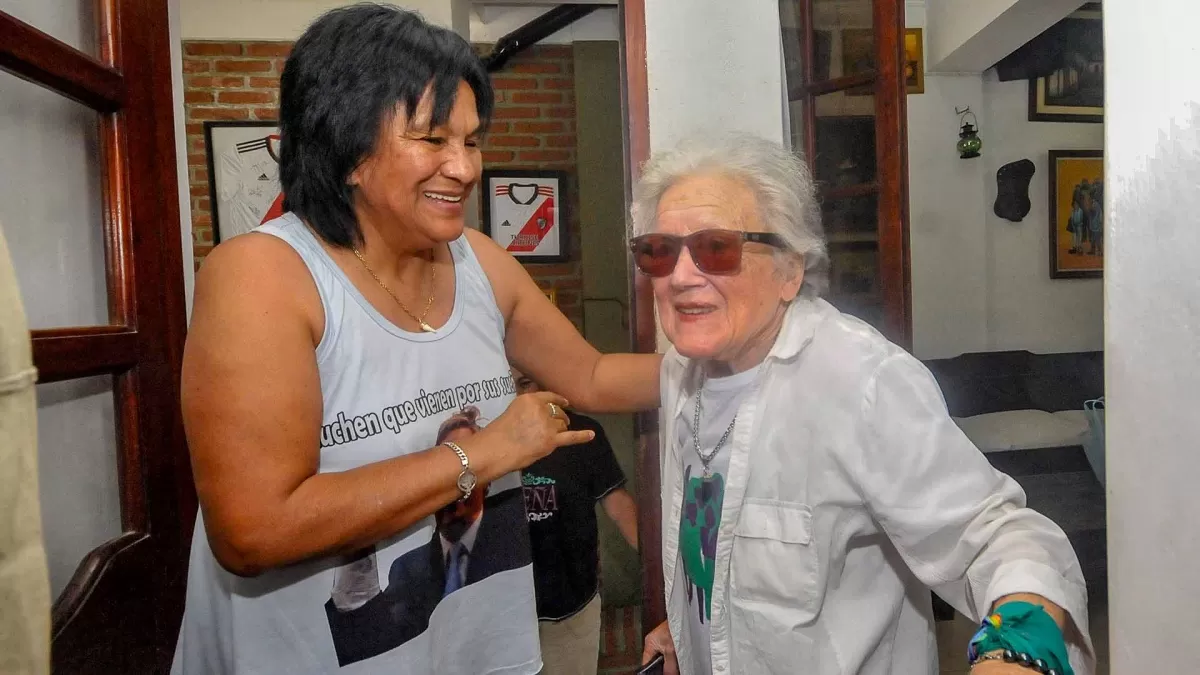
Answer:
[
  {"left": 0, "top": 11, "right": 124, "bottom": 111},
  {"left": 31, "top": 327, "right": 138, "bottom": 383},
  {"left": 798, "top": 70, "right": 878, "bottom": 98},
  {"left": 620, "top": 0, "right": 664, "bottom": 638},
  {"left": 873, "top": 0, "right": 913, "bottom": 348}
]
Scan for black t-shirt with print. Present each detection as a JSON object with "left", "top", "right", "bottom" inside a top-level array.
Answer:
[{"left": 522, "top": 412, "right": 626, "bottom": 621}]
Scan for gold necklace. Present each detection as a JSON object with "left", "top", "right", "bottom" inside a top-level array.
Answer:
[{"left": 352, "top": 248, "right": 438, "bottom": 332}]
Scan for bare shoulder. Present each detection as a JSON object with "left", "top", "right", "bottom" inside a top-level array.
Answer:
[
  {"left": 191, "top": 232, "right": 324, "bottom": 345},
  {"left": 461, "top": 227, "right": 524, "bottom": 318}
]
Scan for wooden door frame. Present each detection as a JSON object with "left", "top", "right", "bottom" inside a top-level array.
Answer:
[
  {"left": 872, "top": 0, "right": 913, "bottom": 349},
  {"left": 1, "top": 0, "right": 192, "bottom": 671},
  {"left": 619, "top": 0, "right": 664, "bottom": 633}
]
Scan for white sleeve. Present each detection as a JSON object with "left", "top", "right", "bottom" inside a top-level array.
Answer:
[{"left": 853, "top": 353, "right": 1095, "bottom": 673}]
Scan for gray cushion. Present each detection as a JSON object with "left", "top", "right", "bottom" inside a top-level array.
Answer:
[{"left": 953, "top": 409, "right": 1090, "bottom": 453}]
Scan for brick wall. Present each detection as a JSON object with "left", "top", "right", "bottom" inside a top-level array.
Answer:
[
  {"left": 479, "top": 44, "right": 582, "bottom": 325},
  {"left": 182, "top": 41, "right": 583, "bottom": 326},
  {"left": 182, "top": 42, "right": 288, "bottom": 261}
]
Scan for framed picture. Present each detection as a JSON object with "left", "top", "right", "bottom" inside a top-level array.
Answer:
[
  {"left": 1048, "top": 150, "right": 1103, "bottom": 279},
  {"left": 480, "top": 169, "right": 569, "bottom": 263},
  {"left": 1028, "top": 3, "right": 1103, "bottom": 123},
  {"left": 904, "top": 28, "right": 924, "bottom": 95},
  {"left": 203, "top": 121, "right": 283, "bottom": 244}
]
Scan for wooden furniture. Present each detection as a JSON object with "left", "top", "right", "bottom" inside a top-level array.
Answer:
[
  {"left": 780, "top": 0, "right": 912, "bottom": 345},
  {"left": 1, "top": 2, "right": 192, "bottom": 672}
]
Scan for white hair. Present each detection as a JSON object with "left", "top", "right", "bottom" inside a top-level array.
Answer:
[{"left": 629, "top": 132, "right": 829, "bottom": 296}]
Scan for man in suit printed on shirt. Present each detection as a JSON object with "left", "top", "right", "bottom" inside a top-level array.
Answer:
[{"left": 324, "top": 406, "right": 531, "bottom": 666}]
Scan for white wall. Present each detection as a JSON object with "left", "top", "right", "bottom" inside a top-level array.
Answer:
[
  {"left": 1105, "top": 0, "right": 1200, "bottom": 668},
  {"left": 926, "top": 0, "right": 1080, "bottom": 74},
  {"left": 925, "top": 0, "right": 1016, "bottom": 69},
  {"left": 644, "top": 0, "right": 786, "bottom": 153},
  {"left": 181, "top": 0, "right": 457, "bottom": 39},
  {"left": 180, "top": 0, "right": 618, "bottom": 42},
  {"left": 472, "top": 6, "right": 618, "bottom": 43},
  {"left": 978, "top": 74, "right": 1103, "bottom": 354},
  {"left": 170, "top": 0, "right": 195, "bottom": 318},
  {"left": 906, "top": 3, "right": 1104, "bottom": 359}
]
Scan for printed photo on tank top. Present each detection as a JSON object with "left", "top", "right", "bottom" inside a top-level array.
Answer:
[{"left": 319, "top": 377, "right": 532, "bottom": 667}]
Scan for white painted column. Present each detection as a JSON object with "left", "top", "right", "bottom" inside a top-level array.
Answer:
[
  {"left": 643, "top": 0, "right": 787, "bottom": 152},
  {"left": 1105, "top": 0, "right": 1200, "bottom": 670},
  {"left": 168, "top": 0, "right": 195, "bottom": 319}
]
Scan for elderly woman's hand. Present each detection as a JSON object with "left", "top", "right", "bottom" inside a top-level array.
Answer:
[{"left": 641, "top": 621, "right": 679, "bottom": 675}]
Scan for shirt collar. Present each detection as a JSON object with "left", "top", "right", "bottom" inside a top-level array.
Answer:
[
  {"left": 765, "top": 295, "right": 826, "bottom": 362},
  {"left": 668, "top": 296, "right": 826, "bottom": 421}
]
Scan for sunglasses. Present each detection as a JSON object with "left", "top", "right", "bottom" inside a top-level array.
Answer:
[{"left": 628, "top": 229, "right": 788, "bottom": 277}]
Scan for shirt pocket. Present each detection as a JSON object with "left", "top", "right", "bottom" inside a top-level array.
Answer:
[{"left": 729, "top": 500, "right": 821, "bottom": 623}]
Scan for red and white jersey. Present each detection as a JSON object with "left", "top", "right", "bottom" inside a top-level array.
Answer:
[
  {"left": 490, "top": 180, "right": 560, "bottom": 256},
  {"left": 217, "top": 134, "right": 284, "bottom": 240}
]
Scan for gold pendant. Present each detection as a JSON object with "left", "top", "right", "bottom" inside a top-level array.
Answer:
[{"left": 419, "top": 321, "right": 436, "bottom": 333}]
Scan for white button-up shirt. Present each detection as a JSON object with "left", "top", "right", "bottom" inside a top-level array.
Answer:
[{"left": 658, "top": 297, "right": 1094, "bottom": 675}]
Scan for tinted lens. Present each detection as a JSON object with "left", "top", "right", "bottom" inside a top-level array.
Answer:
[
  {"left": 631, "top": 235, "right": 682, "bottom": 277},
  {"left": 688, "top": 230, "right": 743, "bottom": 274}
]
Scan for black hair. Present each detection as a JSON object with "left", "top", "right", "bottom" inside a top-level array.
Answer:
[{"left": 279, "top": 3, "right": 493, "bottom": 248}]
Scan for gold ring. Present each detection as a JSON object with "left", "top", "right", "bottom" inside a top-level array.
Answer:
[{"left": 548, "top": 403, "right": 559, "bottom": 419}]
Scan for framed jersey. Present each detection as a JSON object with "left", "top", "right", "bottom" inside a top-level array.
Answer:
[
  {"left": 204, "top": 121, "right": 285, "bottom": 243},
  {"left": 480, "top": 169, "right": 569, "bottom": 263}
]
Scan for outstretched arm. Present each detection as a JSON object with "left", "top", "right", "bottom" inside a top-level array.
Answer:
[{"left": 465, "top": 228, "right": 660, "bottom": 414}]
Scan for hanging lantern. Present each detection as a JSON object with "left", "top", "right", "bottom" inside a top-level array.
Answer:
[{"left": 955, "top": 106, "right": 982, "bottom": 159}]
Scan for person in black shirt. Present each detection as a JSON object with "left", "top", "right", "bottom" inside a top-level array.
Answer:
[{"left": 512, "top": 369, "right": 639, "bottom": 675}]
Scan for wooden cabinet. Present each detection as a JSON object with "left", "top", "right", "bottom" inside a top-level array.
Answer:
[{"left": 779, "top": 0, "right": 912, "bottom": 345}]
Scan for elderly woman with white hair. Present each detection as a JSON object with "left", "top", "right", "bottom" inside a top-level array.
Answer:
[{"left": 634, "top": 133, "right": 1092, "bottom": 675}]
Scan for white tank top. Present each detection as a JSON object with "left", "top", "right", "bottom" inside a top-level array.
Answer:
[{"left": 172, "top": 213, "right": 540, "bottom": 674}]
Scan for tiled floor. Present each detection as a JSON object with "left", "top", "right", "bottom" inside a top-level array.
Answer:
[{"left": 599, "top": 602, "right": 1110, "bottom": 675}]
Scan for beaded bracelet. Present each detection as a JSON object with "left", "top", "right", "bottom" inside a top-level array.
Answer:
[
  {"left": 973, "top": 649, "right": 1061, "bottom": 674},
  {"left": 967, "top": 602, "right": 1072, "bottom": 675}
]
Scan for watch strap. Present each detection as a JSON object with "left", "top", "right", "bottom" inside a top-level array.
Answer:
[{"left": 442, "top": 441, "right": 473, "bottom": 500}]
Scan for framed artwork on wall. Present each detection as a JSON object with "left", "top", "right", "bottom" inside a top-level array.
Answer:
[
  {"left": 904, "top": 28, "right": 924, "bottom": 95},
  {"left": 1028, "top": 3, "right": 1103, "bottom": 123},
  {"left": 1048, "top": 150, "right": 1104, "bottom": 279},
  {"left": 480, "top": 169, "right": 569, "bottom": 263},
  {"left": 203, "top": 121, "right": 283, "bottom": 244}
]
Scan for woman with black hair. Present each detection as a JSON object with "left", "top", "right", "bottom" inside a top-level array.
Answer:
[{"left": 172, "top": 5, "right": 659, "bottom": 673}]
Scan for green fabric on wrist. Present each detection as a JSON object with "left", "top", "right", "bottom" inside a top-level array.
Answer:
[{"left": 967, "top": 601, "right": 1072, "bottom": 675}]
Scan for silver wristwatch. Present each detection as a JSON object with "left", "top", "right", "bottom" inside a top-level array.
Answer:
[{"left": 443, "top": 441, "right": 476, "bottom": 501}]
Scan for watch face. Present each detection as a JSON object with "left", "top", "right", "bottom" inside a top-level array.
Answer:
[{"left": 457, "top": 469, "right": 477, "bottom": 494}]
